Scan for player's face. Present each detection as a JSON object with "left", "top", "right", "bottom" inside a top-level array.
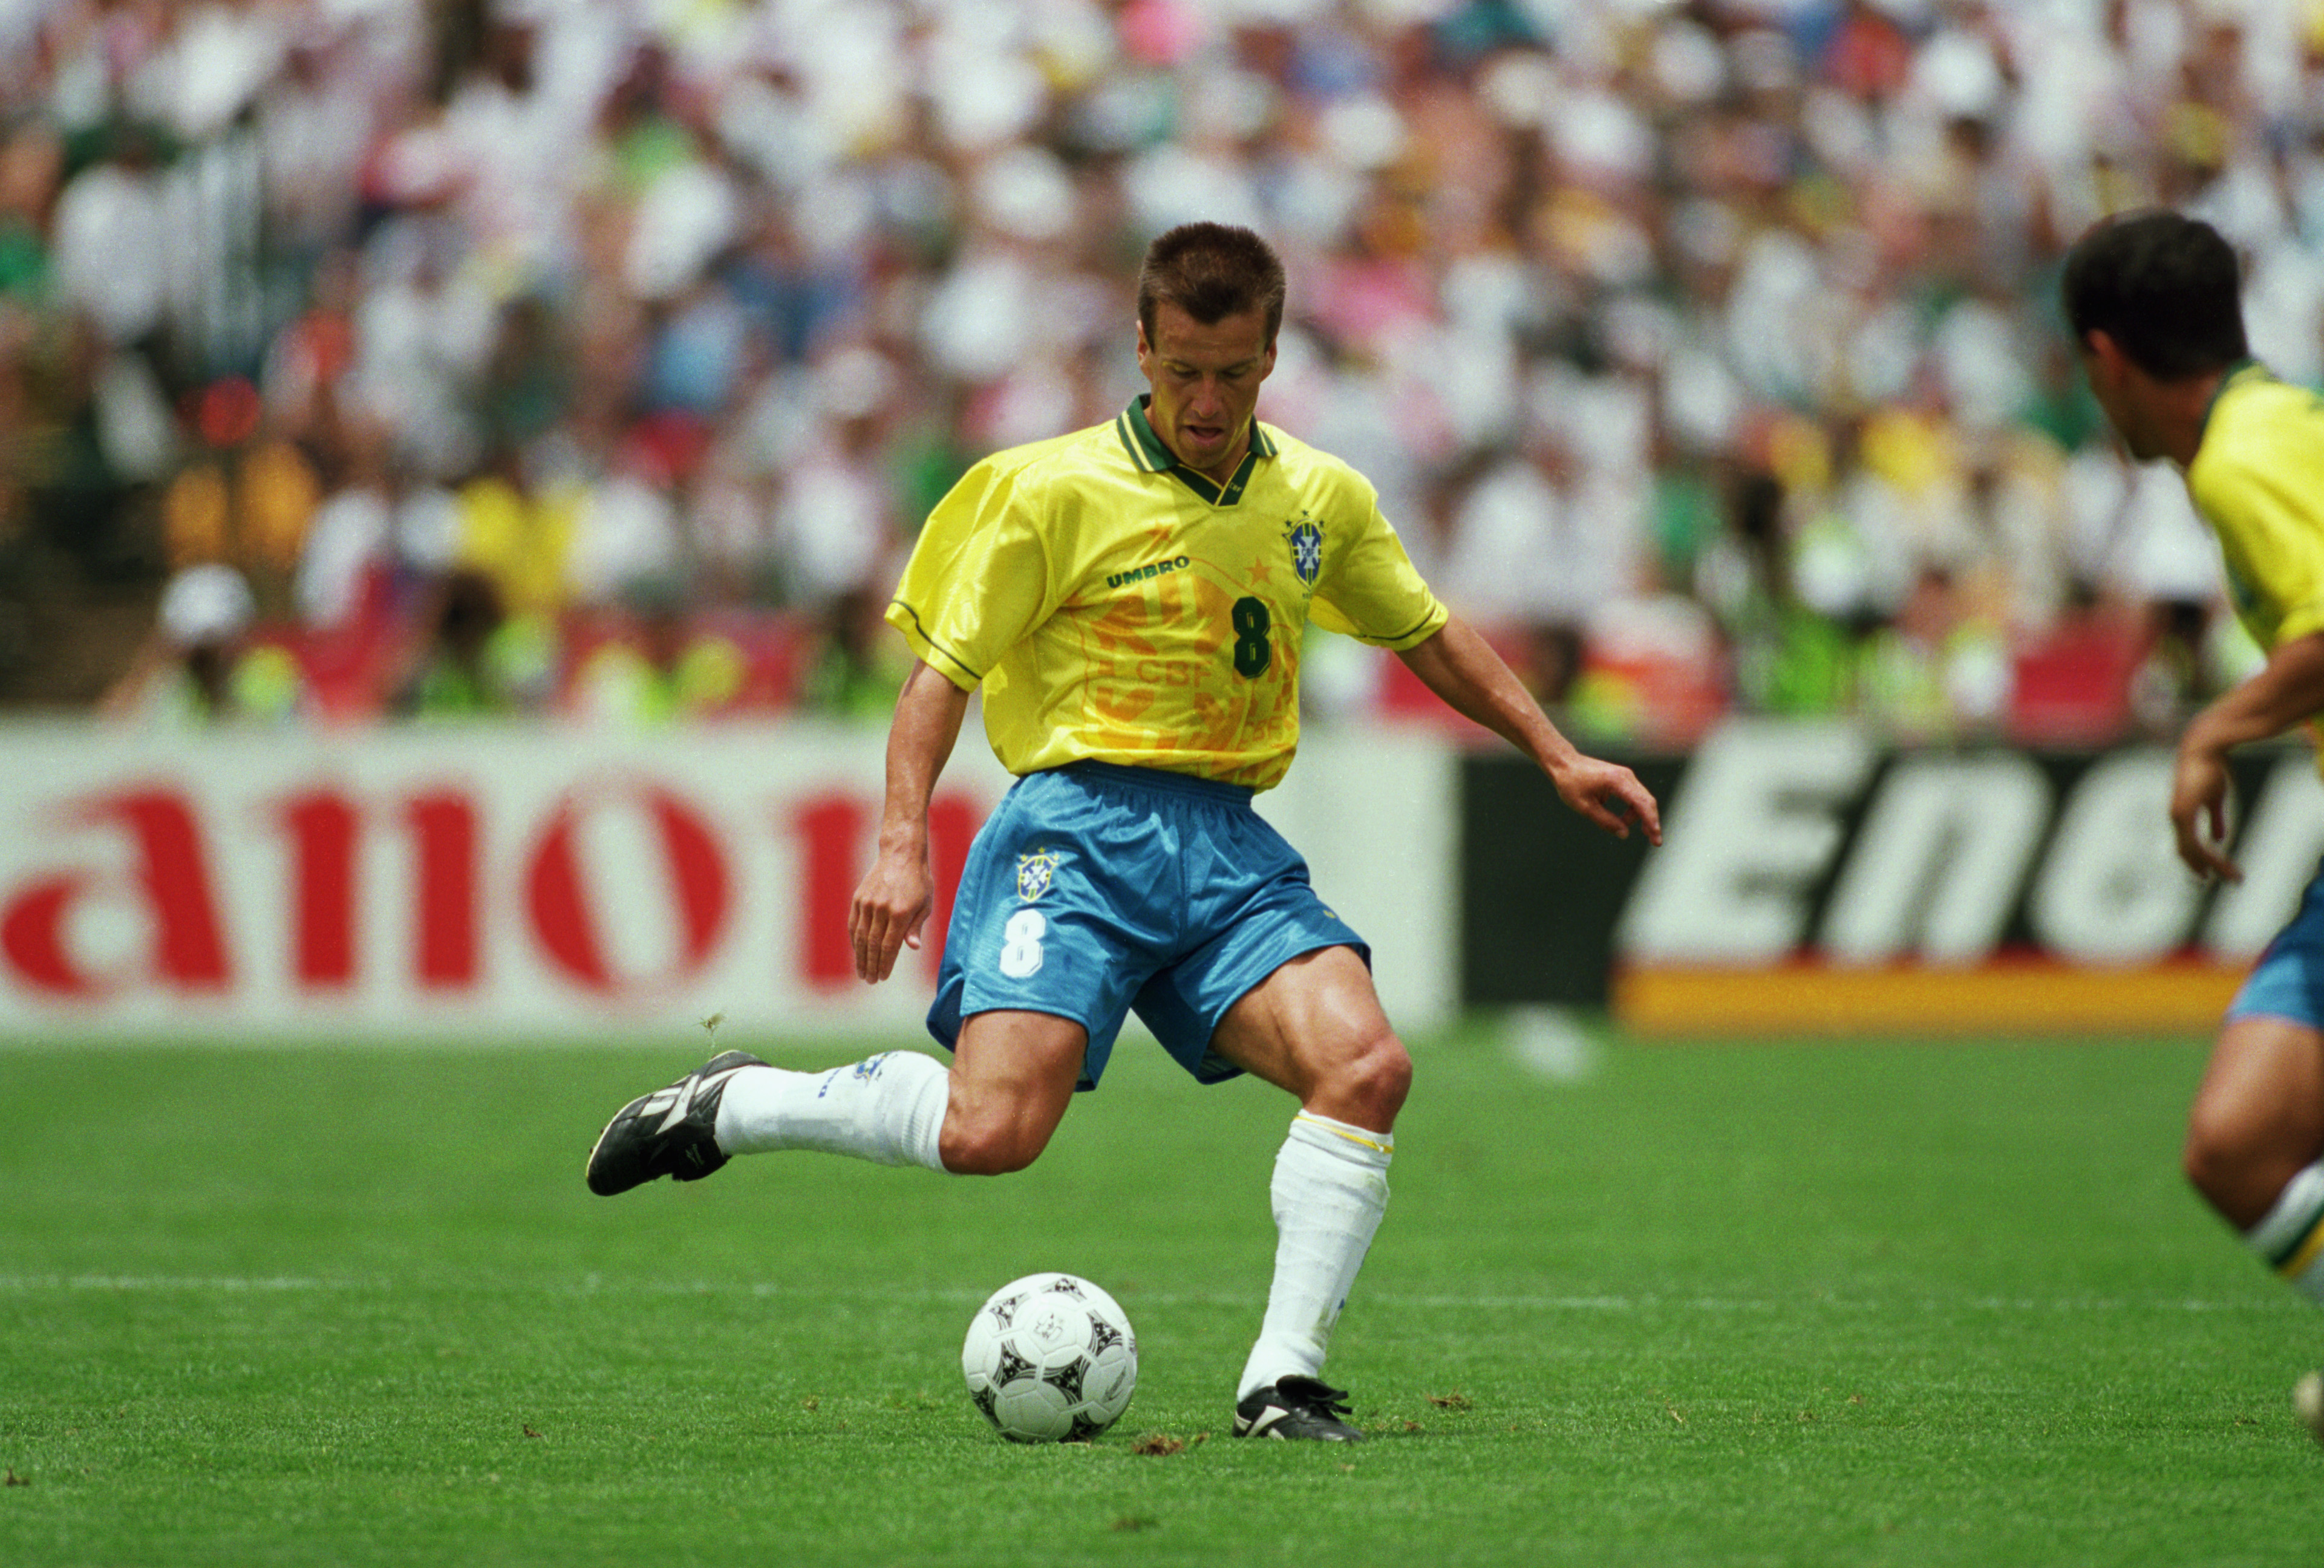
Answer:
[{"left": 1137, "top": 302, "right": 1276, "bottom": 484}]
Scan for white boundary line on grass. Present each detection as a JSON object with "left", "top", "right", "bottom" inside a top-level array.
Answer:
[
  {"left": 0, "top": 1274, "right": 371, "bottom": 1292},
  {"left": 0, "top": 1274, "right": 2288, "bottom": 1316}
]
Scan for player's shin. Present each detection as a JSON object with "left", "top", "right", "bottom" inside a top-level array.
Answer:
[
  {"left": 713, "top": 1051, "right": 951, "bottom": 1172},
  {"left": 1237, "top": 1112, "right": 1392, "bottom": 1399},
  {"left": 2244, "top": 1160, "right": 2324, "bottom": 1303}
]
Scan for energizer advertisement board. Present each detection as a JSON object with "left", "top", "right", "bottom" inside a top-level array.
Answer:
[{"left": 1463, "top": 720, "right": 2322, "bottom": 1035}]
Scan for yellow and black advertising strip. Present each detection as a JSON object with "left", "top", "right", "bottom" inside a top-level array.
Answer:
[{"left": 1611, "top": 958, "right": 2245, "bottom": 1038}]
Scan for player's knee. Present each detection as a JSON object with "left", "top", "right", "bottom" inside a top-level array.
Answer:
[
  {"left": 2181, "top": 1123, "right": 2229, "bottom": 1211},
  {"left": 2182, "top": 1105, "right": 2272, "bottom": 1225},
  {"left": 1325, "top": 1030, "right": 1411, "bottom": 1128},
  {"left": 1368, "top": 1034, "right": 1414, "bottom": 1117}
]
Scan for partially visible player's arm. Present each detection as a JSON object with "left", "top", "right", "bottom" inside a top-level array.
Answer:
[
  {"left": 1395, "top": 614, "right": 1661, "bottom": 845},
  {"left": 850, "top": 660, "right": 974, "bottom": 982},
  {"left": 2171, "top": 628, "right": 2324, "bottom": 882}
]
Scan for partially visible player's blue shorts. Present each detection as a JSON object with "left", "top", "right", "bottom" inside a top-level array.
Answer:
[
  {"left": 2230, "top": 857, "right": 2324, "bottom": 1029},
  {"left": 928, "top": 760, "right": 1368, "bottom": 1090}
]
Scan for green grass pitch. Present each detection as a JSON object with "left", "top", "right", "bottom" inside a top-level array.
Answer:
[{"left": 0, "top": 1022, "right": 2314, "bottom": 1566}]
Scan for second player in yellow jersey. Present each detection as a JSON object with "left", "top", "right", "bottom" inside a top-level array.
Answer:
[
  {"left": 2066, "top": 208, "right": 2324, "bottom": 1439},
  {"left": 2186, "top": 363, "right": 2324, "bottom": 661}
]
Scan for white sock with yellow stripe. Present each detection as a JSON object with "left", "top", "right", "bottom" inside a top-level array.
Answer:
[
  {"left": 2247, "top": 1162, "right": 2324, "bottom": 1302},
  {"left": 1236, "top": 1111, "right": 1393, "bottom": 1401}
]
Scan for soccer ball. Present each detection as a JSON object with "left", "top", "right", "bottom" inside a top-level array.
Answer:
[{"left": 961, "top": 1273, "right": 1138, "bottom": 1442}]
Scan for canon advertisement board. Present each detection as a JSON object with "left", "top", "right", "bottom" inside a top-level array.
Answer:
[{"left": 0, "top": 724, "right": 1455, "bottom": 1041}]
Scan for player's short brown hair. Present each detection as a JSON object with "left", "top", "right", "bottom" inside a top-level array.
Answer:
[
  {"left": 2061, "top": 210, "right": 2248, "bottom": 380},
  {"left": 1137, "top": 223, "right": 1287, "bottom": 348}
]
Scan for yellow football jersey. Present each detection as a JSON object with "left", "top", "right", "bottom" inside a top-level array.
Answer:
[
  {"left": 887, "top": 397, "right": 1448, "bottom": 789},
  {"left": 2188, "top": 363, "right": 2324, "bottom": 656}
]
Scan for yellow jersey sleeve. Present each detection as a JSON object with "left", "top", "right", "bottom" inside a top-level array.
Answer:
[
  {"left": 886, "top": 444, "right": 1065, "bottom": 693},
  {"left": 1304, "top": 467, "right": 1448, "bottom": 649},
  {"left": 2187, "top": 368, "right": 2324, "bottom": 652}
]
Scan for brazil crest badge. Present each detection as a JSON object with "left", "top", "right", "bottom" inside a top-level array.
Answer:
[
  {"left": 1015, "top": 847, "right": 1061, "bottom": 903},
  {"left": 1286, "top": 518, "right": 1323, "bottom": 586}
]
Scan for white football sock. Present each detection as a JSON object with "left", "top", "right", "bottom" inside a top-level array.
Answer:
[
  {"left": 2246, "top": 1160, "right": 2324, "bottom": 1304},
  {"left": 1237, "top": 1111, "right": 1393, "bottom": 1400},
  {"left": 713, "top": 1051, "right": 951, "bottom": 1173}
]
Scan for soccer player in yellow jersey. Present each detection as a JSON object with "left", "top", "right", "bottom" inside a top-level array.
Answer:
[
  {"left": 588, "top": 223, "right": 1660, "bottom": 1440},
  {"left": 2066, "top": 209, "right": 2324, "bottom": 1437}
]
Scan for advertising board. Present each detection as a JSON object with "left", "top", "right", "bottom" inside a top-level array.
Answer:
[
  {"left": 1463, "top": 720, "right": 2321, "bottom": 1035},
  {"left": 0, "top": 723, "right": 1454, "bottom": 1041}
]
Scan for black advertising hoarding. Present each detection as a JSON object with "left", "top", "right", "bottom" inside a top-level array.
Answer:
[{"left": 1461, "top": 720, "right": 2320, "bottom": 1035}]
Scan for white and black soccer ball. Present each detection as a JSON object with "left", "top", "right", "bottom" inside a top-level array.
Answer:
[{"left": 961, "top": 1273, "right": 1137, "bottom": 1442}]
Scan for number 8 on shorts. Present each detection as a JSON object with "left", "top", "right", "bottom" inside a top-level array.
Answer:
[{"left": 999, "top": 909, "right": 1047, "bottom": 978}]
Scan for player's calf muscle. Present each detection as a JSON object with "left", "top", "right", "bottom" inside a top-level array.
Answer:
[
  {"left": 938, "top": 1107, "right": 1054, "bottom": 1176},
  {"left": 937, "top": 1069, "right": 1070, "bottom": 1174}
]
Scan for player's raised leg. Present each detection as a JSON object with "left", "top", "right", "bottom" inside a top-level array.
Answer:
[
  {"left": 1210, "top": 945, "right": 1410, "bottom": 1442},
  {"left": 719, "top": 1009, "right": 1083, "bottom": 1174},
  {"left": 584, "top": 1010, "right": 1085, "bottom": 1194}
]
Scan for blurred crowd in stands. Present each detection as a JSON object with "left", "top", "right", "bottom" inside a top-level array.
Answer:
[{"left": 4, "top": 0, "right": 2321, "bottom": 744}]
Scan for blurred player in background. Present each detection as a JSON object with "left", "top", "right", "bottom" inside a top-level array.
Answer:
[
  {"left": 2065, "top": 209, "right": 2324, "bottom": 1438},
  {"left": 588, "top": 223, "right": 1660, "bottom": 1440}
]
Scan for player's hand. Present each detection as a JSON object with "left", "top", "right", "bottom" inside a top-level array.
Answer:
[
  {"left": 2170, "top": 741, "right": 2241, "bottom": 882},
  {"left": 850, "top": 846, "right": 933, "bottom": 983},
  {"left": 1550, "top": 755, "right": 1662, "bottom": 845}
]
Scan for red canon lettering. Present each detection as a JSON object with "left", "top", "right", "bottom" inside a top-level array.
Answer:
[
  {"left": 2, "top": 871, "right": 104, "bottom": 997},
  {"left": 0, "top": 787, "right": 230, "bottom": 996},
  {"left": 795, "top": 793, "right": 865, "bottom": 991},
  {"left": 408, "top": 790, "right": 481, "bottom": 989},
  {"left": 793, "top": 789, "right": 981, "bottom": 992},
  {"left": 280, "top": 789, "right": 360, "bottom": 989},
  {"left": 527, "top": 782, "right": 732, "bottom": 995}
]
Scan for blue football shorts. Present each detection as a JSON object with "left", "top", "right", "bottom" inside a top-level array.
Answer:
[
  {"left": 927, "top": 760, "right": 1369, "bottom": 1090},
  {"left": 2229, "top": 856, "right": 2324, "bottom": 1030}
]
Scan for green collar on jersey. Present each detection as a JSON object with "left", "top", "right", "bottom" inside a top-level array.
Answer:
[
  {"left": 2198, "top": 358, "right": 2268, "bottom": 448},
  {"left": 1115, "top": 396, "right": 1277, "bottom": 507}
]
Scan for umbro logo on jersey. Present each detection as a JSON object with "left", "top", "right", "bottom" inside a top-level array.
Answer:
[{"left": 1106, "top": 555, "right": 1191, "bottom": 588}]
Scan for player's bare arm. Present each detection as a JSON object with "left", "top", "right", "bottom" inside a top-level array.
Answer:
[
  {"left": 2172, "top": 629, "right": 2324, "bottom": 883},
  {"left": 850, "top": 660, "right": 973, "bottom": 982},
  {"left": 1395, "top": 615, "right": 1662, "bottom": 845}
]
